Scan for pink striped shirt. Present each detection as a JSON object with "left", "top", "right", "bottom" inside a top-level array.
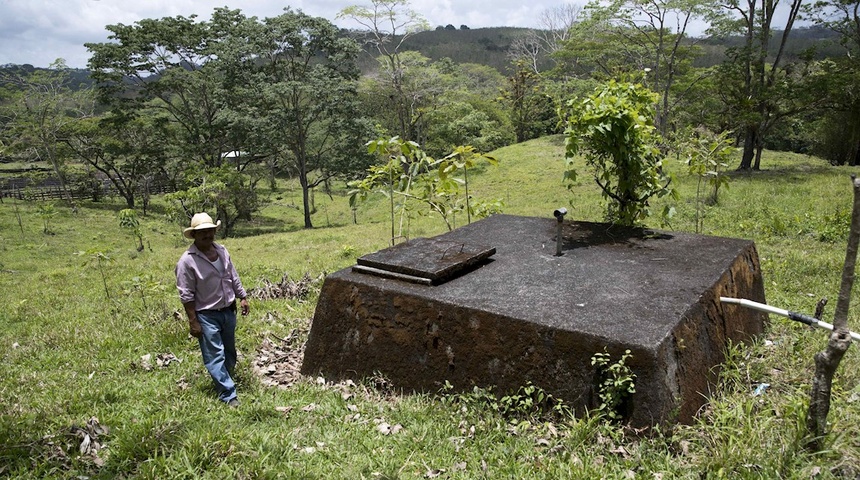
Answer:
[{"left": 176, "top": 242, "right": 247, "bottom": 311}]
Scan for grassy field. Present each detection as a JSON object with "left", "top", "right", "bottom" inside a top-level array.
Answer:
[{"left": 1, "top": 136, "right": 859, "bottom": 478}]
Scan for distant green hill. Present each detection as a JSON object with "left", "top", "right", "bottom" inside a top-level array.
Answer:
[
  {"left": 694, "top": 25, "right": 842, "bottom": 67},
  {"left": 350, "top": 26, "right": 534, "bottom": 74}
]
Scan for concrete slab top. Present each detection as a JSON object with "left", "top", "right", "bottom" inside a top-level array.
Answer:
[
  {"left": 356, "top": 237, "right": 496, "bottom": 284},
  {"left": 341, "top": 214, "right": 758, "bottom": 350}
]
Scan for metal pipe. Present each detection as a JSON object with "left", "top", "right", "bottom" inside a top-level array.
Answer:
[
  {"left": 720, "top": 297, "right": 860, "bottom": 341},
  {"left": 553, "top": 208, "right": 567, "bottom": 256},
  {"left": 352, "top": 265, "right": 433, "bottom": 285}
]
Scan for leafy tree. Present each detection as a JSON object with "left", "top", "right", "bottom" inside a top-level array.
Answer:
[
  {"left": 163, "top": 176, "right": 252, "bottom": 238},
  {"left": 349, "top": 137, "right": 501, "bottom": 240},
  {"left": 419, "top": 61, "right": 513, "bottom": 156},
  {"left": 87, "top": 8, "right": 371, "bottom": 230},
  {"left": 678, "top": 128, "right": 733, "bottom": 232},
  {"left": 562, "top": 81, "right": 677, "bottom": 226},
  {"left": 438, "top": 145, "right": 499, "bottom": 225},
  {"left": 36, "top": 202, "right": 58, "bottom": 234},
  {"left": 119, "top": 208, "right": 145, "bottom": 251},
  {"left": 357, "top": 51, "right": 448, "bottom": 148},
  {"left": 86, "top": 9, "right": 257, "bottom": 231},
  {"left": 59, "top": 114, "right": 168, "bottom": 210},
  {"left": 349, "top": 136, "right": 431, "bottom": 244},
  {"left": 423, "top": 101, "right": 512, "bottom": 158},
  {"left": 87, "top": 13, "right": 234, "bottom": 168},
  {"left": 808, "top": 84, "right": 860, "bottom": 165},
  {"left": 230, "top": 10, "right": 373, "bottom": 228},
  {"left": 502, "top": 60, "right": 558, "bottom": 143}
]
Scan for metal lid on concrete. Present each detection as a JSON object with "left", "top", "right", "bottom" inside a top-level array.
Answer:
[{"left": 355, "top": 237, "right": 495, "bottom": 285}]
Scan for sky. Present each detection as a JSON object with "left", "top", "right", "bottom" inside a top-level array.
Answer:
[{"left": 0, "top": 0, "right": 555, "bottom": 69}]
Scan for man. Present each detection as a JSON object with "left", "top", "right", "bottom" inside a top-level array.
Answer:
[{"left": 176, "top": 212, "right": 250, "bottom": 407}]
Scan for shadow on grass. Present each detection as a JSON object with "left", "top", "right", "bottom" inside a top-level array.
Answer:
[
  {"left": 724, "top": 163, "right": 836, "bottom": 184},
  {"left": 230, "top": 216, "right": 354, "bottom": 238},
  {"left": 74, "top": 199, "right": 171, "bottom": 217}
]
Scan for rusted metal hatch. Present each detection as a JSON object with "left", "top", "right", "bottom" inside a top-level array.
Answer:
[{"left": 353, "top": 238, "right": 495, "bottom": 285}]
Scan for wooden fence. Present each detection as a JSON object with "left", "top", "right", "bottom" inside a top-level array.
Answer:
[{"left": 0, "top": 183, "right": 174, "bottom": 202}]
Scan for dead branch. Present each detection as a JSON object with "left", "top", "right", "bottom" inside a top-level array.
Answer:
[{"left": 805, "top": 175, "right": 860, "bottom": 449}]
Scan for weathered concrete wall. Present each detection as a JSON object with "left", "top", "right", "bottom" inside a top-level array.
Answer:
[{"left": 302, "top": 215, "right": 766, "bottom": 427}]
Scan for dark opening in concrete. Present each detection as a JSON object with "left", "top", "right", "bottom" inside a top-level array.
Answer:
[{"left": 302, "top": 214, "right": 767, "bottom": 427}]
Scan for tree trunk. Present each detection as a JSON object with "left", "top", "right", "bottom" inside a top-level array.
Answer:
[
  {"left": 300, "top": 173, "right": 313, "bottom": 229},
  {"left": 851, "top": 140, "right": 860, "bottom": 167},
  {"left": 737, "top": 128, "right": 756, "bottom": 170},
  {"left": 753, "top": 144, "right": 763, "bottom": 171},
  {"left": 805, "top": 175, "right": 860, "bottom": 450}
]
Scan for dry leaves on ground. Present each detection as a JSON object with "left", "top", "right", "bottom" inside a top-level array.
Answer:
[
  {"left": 134, "top": 352, "right": 181, "bottom": 371},
  {"left": 251, "top": 328, "right": 306, "bottom": 389},
  {"left": 248, "top": 272, "right": 321, "bottom": 301},
  {"left": 375, "top": 419, "right": 403, "bottom": 435},
  {"left": 35, "top": 417, "right": 110, "bottom": 470}
]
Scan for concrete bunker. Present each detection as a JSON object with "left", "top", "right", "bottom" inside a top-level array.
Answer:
[{"left": 302, "top": 214, "right": 767, "bottom": 427}]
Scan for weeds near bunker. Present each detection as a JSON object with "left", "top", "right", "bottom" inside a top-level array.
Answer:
[
  {"left": 350, "top": 137, "right": 504, "bottom": 244},
  {"left": 439, "top": 381, "right": 572, "bottom": 422},
  {"left": 818, "top": 206, "right": 851, "bottom": 243},
  {"left": 592, "top": 349, "right": 636, "bottom": 422},
  {"left": 679, "top": 129, "right": 733, "bottom": 233},
  {"left": 340, "top": 244, "right": 358, "bottom": 258}
]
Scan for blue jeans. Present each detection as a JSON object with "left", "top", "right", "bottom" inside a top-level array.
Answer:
[{"left": 196, "top": 309, "right": 238, "bottom": 403}]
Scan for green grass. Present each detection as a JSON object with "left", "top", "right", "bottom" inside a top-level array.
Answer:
[{"left": 1, "top": 138, "right": 859, "bottom": 478}]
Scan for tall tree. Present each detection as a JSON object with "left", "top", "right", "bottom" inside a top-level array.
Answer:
[
  {"left": 714, "top": 0, "right": 806, "bottom": 170},
  {"left": 339, "top": 0, "right": 430, "bottom": 141},
  {"left": 87, "top": 12, "right": 237, "bottom": 169},
  {"left": 359, "top": 51, "right": 447, "bottom": 147},
  {"left": 0, "top": 60, "right": 96, "bottom": 204},
  {"left": 233, "top": 10, "right": 373, "bottom": 229},
  {"left": 559, "top": 0, "right": 716, "bottom": 135},
  {"left": 59, "top": 114, "right": 168, "bottom": 210},
  {"left": 807, "top": 0, "right": 860, "bottom": 165},
  {"left": 502, "top": 60, "right": 558, "bottom": 143}
]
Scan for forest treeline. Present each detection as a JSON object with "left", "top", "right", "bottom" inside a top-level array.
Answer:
[{"left": 1, "top": 0, "right": 858, "bottom": 234}]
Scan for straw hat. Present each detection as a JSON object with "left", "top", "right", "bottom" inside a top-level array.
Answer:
[{"left": 183, "top": 212, "right": 221, "bottom": 239}]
